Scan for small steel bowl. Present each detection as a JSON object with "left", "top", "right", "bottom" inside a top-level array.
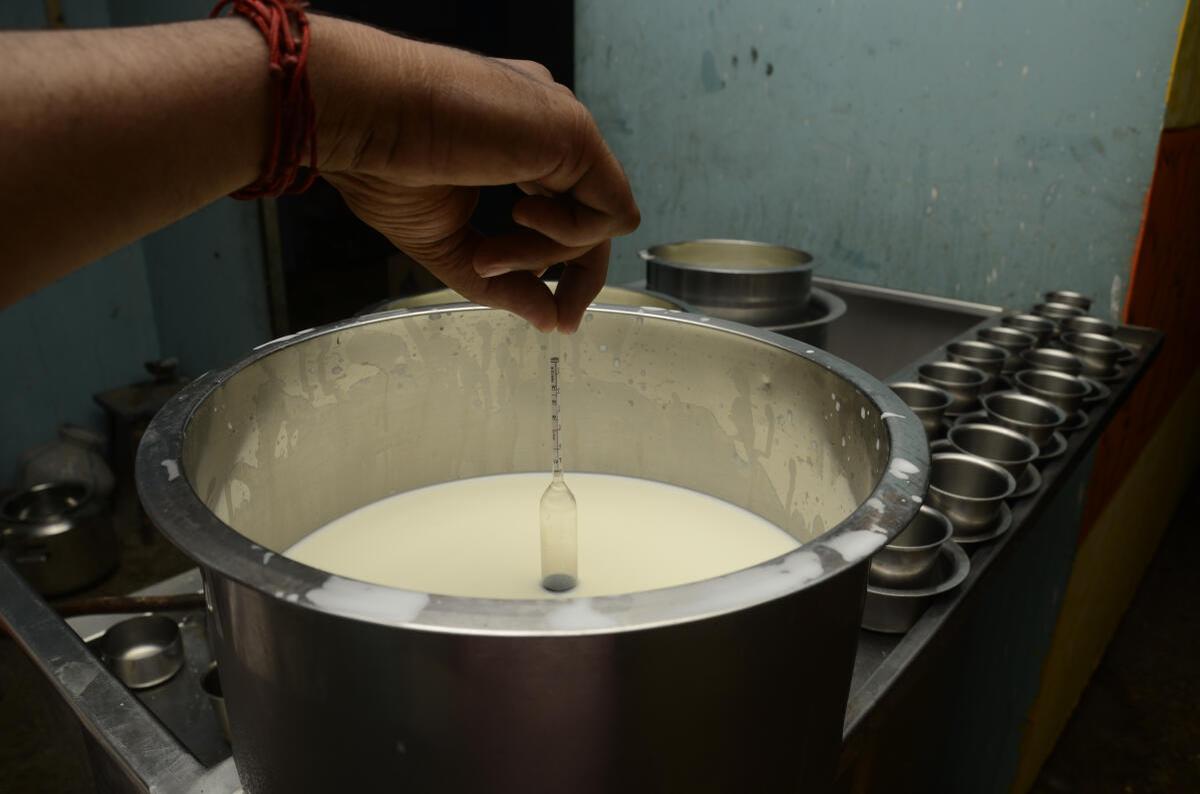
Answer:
[
  {"left": 862, "top": 542, "right": 970, "bottom": 634},
  {"left": 981, "top": 391, "right": 1067, "bottom": 449},
  {"left": 1020, "top": 347, "right": 1084, "bottom": 377},
  {"left": 977, "top": 326, "right": 1037, "bottom": 371},
  {"left": 1060, "top": 315, "right": 1115, "bottom": 338},
  {"left": 201, "top": 663, "right": 231, "bottom": 742},
  {"left": 869, "top": 505, "right": 954, "bottom": 587},
  {"left": 1080, "top": 376, "right": 1110, "bottom": 404},
  {"left": 928, "top": 452, "right": 1016, "bottom": 535},
  {"left": 1032, "top": 302, "right": 1085, "bottom": 324},
  {"left": 1045, "top": 290, "right": 1092, "bottom": 312},
  {"left": 889, "top": 382, "right": 952, "bottom": 440},
  {"left": 946, "top": 340, "right": 1007, "bottom": 384},
  {"left": 1013, "top": 369, "right": 1088, "bottom": 416},
  {"left": 1060, "top": 331, "right": 1123, "bottom": 376},
  {"left": 1001, "top": 313, "right": 1056, "bottom": 346},
  {"left": 946, "top": 422, "right": 1040, "bottom": 479},
  {"left": 98, "top": 615, "right": 184, "bottom": 690},
  {"left": 917, "top": 361, "right": 987, "bottom": 414}
]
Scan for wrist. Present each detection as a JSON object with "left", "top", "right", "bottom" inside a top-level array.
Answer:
[
  {"left": 307, "top": 15, "right": 416, "bottom": 175},
  {"left": 306, "top": 15, "right": 361, "bottom": 173}
]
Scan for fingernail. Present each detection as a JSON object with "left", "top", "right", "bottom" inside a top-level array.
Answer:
[{"left": 477, "top": 265, "right": 513, "bottom": 278}]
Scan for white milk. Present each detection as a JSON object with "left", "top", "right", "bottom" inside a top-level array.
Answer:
[{"left": 285, "top": 472, "right": 800, "bottom": 599}]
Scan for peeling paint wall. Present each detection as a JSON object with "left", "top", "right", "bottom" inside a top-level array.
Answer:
[{"left": 577, "top": 0, "right": 1185, "bottom": 318}]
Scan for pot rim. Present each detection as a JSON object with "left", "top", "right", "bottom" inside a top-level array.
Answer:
[
  {"left": 928, "top": 452, "right": 1018, "bottom": 502},
  {"left": 917, "top": 360, "right": 988, "bottom": 387},
  {"left": 1013, "top": 368, "right": 1088, "bottom": 397},
  {"left": 882, "top": 504, "right": 953, "bottom": 553},
  {"left": 947, "top": 340, "right": 1006, "bottom": 361},
  {"left": 982, "top": 391, "right": 1068, "bottom": 429},
  {"left": 978, "top": 325, "right": 1037, "bottom": 347},
  {"left": 946, "top": 422, "right": 1040, "bottom": 466},
  {"left": 761, "top": 287, "right": 848, "bottom": 331},
  {"left": 1061, "top": 331, "right": 1122, "bottom": 353},
  {"left": 888, "top": 381, "right": 953, "bottom": 411},
  {"left": 357, "top": 282, "right": 696, "bottom": 317},
  {"left": 135, "top": 305, "right": 928, "bottom": 637},
  {"left": 1003, "top": 313, "right": 1055, "bottom": 328},
  {"left": 1, "top": 480, "right": 94, "bottom": 526},
  {"left": 639, "top": 238, "right": 814, "bottom": 275}
]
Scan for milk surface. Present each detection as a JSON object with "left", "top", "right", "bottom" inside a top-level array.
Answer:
[{"left": 285, "top": 472, "right": 800, "bottom": 599}]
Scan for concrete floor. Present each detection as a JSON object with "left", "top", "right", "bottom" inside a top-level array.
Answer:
[
  {"left": 1, "top": 489, "right": 1196, "bottom": 792},
  {"left": 1030, "top": 478, "right": 1200, "bottom": 794}
]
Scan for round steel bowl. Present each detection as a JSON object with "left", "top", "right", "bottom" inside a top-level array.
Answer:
[
  {"left": 977, "top": 326, "right": 1037, "bottom": 371},
  {"left": 889, "top": 382, "right": 952, "bottom": 440},
  {"left": 98, "top": 615, "right": 184, "bottom": 690},
  {"left": 981, "top": 391, "right": 1067, "bottom": 449},
  {"left": 862, "top": 541, "right": 970, "bottom": 633},
  {"left": 136, "top": 305, "right": 927, "bottom": 793},
  {"left": 762, "top": 287, "right": 848, "bottom": 348},
  {"left": 1001, "top": 314, "right": 1055, "bottom": 346},
  {"left": 1061, "top": 331, "right": 1124, "bottom": 376},
  {"left": 360, "top": 281, "right": 693, "bottom": 315},
  {"left": 928, "top": 452, "right": 1016, "bottom": 535},
  {"left": 1013, "top": 369, "right": 1088, "bottom": 416},
  {"left": 869, "top": 505, "right": 953, "bottom": 587},
  {"left": 1060, "top": 315, "right": 1115, "bottom": 338},
  {"left": 946, "top": 340, "right": 1007, "bottom": 385},
  {"left": 917, "top": 361, "right": 987, "bottom": 414},
  {"left": 1020, "top": 347, "right": 1084, "bottom": 377},
  {"left": 641, "top": 238, "right": 814, "bottom": 326},
  {"left": 1032, "top": 302, "right": 1085, "bottom": 324},
  {"left": 1044, "top": 290, "right": 1092, "bottom": 311},
  {"left": 946, "top": 422, "right": 1039, "bottom": 478}
]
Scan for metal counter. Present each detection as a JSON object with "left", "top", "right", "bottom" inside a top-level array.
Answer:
[
  {"left": 0, "top": 279, "right": 1161, "bottom": 793},
  {"left": 836, "top": 313, "right": 1161, "bottom": 792}
]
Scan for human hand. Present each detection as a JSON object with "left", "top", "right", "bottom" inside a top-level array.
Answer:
[{"left": 309, "top": 17, "right": 639, "bottom": 332}]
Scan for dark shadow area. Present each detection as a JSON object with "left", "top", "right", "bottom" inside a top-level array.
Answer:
[{"left": 1031, "top": 474, "right": 1200, "bottom": 794}]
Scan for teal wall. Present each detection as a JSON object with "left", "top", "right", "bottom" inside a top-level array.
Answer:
[
  {"left": 0, "top": 247, "right": 161, "bottom": 485},
  {"left": 577, "top": 0, "right": 1185, "bottom": 318},
  {"left": 0, "top": 0, "right": 270, "bottom": 485},
  {"left": 138, "top": 200, "right": 270, "bottom": 377},
  {"left": 106, "top": 0, "right": 272, "bottom": 378}
]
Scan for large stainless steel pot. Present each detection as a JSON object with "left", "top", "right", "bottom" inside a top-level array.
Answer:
[
  {"left": 642, "top": 238, "right": 815, "bottom": 325},
  {"left": 136, "top": 306, "right": 927, "bottom": 793}
]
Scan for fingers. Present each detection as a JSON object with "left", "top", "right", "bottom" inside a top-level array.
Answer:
[
  {"left": 439, "top": 255, "right": 558, "bottom": 333},
  {"left": 551, "top": 143, "right": 641, "bottom": 238},
  {"left": 374, "top": 219, "right": 559, "bottom": 332},
  {"left": 466, "top": 271, "right": 558, "bottom": 332},
  {"left": 512, "top": 194, "right": 619, "bottom": 248},
  {"left": 492, "top": 58, "right": 555, "bottom": 84},
  {"left": 386, "top": 41, "right": 639, "bottom": 229},
  {"left": 516, "top": 181, "right": 553, "bottom": 197},
  {"left": 553, "top": 241, "right": 610, "bottom": 333},
  {"left": 473, "top": 230, "right": 591, "bottom": 277}
]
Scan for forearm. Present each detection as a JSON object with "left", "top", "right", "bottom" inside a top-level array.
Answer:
[
  {"left": 0, "top": 13, "right": 637, "bottom": 331},
  {"left": 1, "top": 18, "right": 285, "bottom": 305}
]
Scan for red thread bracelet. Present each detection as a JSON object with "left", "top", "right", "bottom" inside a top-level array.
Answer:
[{"left": 211, "top": 0, "right": 318, "bottom": 198}]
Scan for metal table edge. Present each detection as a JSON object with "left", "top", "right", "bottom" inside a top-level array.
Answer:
[
  {"left": 0, "top": 557, "right": 205, "bottom": 793},
  {"left": 839, "top": 318, "right": 1164, "bottom": 754}
]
